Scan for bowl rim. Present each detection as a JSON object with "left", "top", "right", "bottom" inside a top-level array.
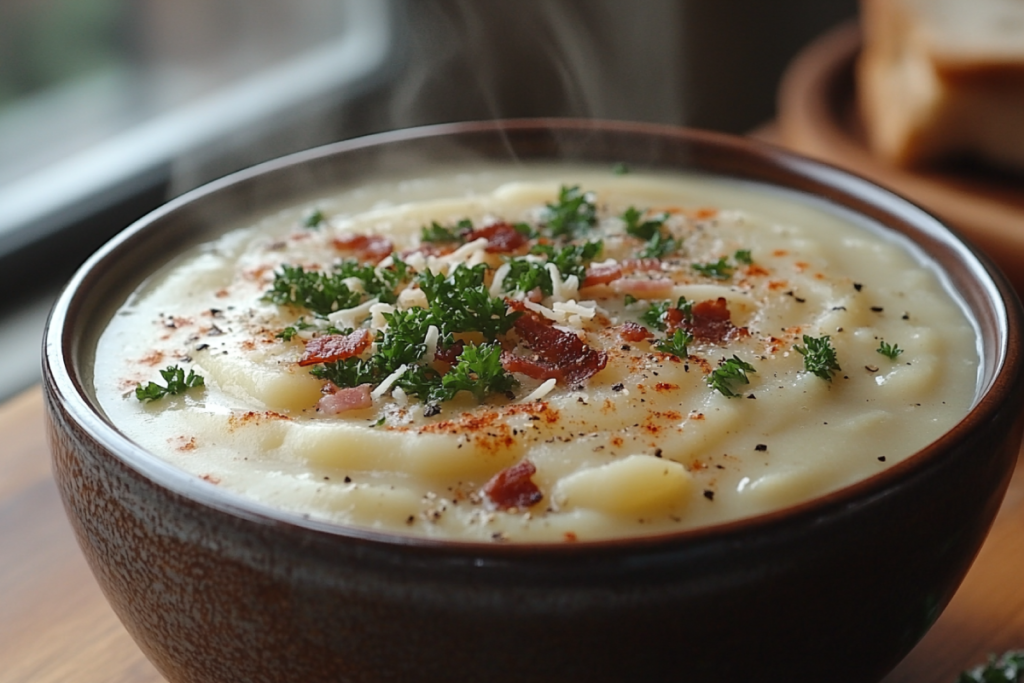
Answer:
[{"left": 43, "top": 117, "right": 1023, "bottom": 557}]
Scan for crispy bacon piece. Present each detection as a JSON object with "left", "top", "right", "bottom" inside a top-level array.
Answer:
[
  {"left": 317, "top": 384, "right": 373, "bottom": 414},
  {"left": 482, "top": 460, "right": 543, "bottom": 511},
  {"left": 582, "top": 263, "right": 622, "bottom": 288},
  {"left": 502, "top": 312, "right": 608, "bottom": 385},
  {"left": 333, "top": 233, "right": 394, "bottom": 262},
  {"left": 433, "top": 339, "right": 466, "bottom": 366},
  {"left": 666, "top": 297, "right": 747, "bottom": 344},
  {"left": 298, "top": 329, "right": 371, "bottom": 366},
  {"left": 619, "top": 321, "right": 653, "bottom": 342},
  {"left": 466, "top": 222, "right": 528, "bottom": 253}
]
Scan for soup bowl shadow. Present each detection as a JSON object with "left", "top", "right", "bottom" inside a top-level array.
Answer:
[{"left": 43, "top": 120, "right": 1024, "bottom": 683}]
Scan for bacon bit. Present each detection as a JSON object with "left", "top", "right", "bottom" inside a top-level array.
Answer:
[
  {"left": 333, "top": 233, "right": 394, "bottom": 262},
  {"left": 466, "top": 222, "right": 527, "bottom": 253},
  {"left": 691, "top": 207, "right": 718, "bottom": 220},
  {"left": 298, "top": 329, "right": 372, "bottom": 366},
  {"left": 619, "top": 321, "right": 653, "bottom": 342},
  {"left": 611, "top": 277, "right": 675, "bottom": 299},
  {"left": 482, "top": 460, "right": 543, "bottom": 511},
  {"left": 582, "top": 263, "right": 623, "bottom": 287},
  {"left": 564, "top": 531, "right": 578, "bottom": 542},
  {"left": 433, "top": 339, "right": 466, "bottom": 367},
  {"left": 654, "top": 382, "right": 679, "bottom": 392},
  {"left": 502, "top": 312, "right": 608, "bottom": 385},
  {"left": 200, "top": 474, "right": 221, "bottom": 485},
  {"left": 745, "top": 264, "right": 770, "bottom": 277},
  {"left": 318, "top": 384, "right": 373, "bottom": 414},
  {"left": 668, "top": 297, "right": 748, "bottom": 344}
]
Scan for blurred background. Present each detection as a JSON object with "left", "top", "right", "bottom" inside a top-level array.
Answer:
[{"left": 0, "top": 0, "right": 857, "bottom": 402}]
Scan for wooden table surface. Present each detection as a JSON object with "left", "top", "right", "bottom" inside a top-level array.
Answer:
[{"left": 2, "top": 386, "right": 1023, "bottom": 683}]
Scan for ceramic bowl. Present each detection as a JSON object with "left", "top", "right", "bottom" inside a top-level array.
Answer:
[{"left": 42, "top": 120, "right": 1024, "bottom": 683}]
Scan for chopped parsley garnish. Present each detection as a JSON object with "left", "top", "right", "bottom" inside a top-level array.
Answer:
[
  {"left": 276, "top": 317, "right": 314, "bottom": 341},
  {"left": 502, "top": 241, "right": 602, "bottom": 296},
  {"left": 707, "top": 356, "right": 756, "bottom": 398},
  {"left": 638, "top": 231, "right": 679, "bottom": 259},
  {"left": 795, "top": 334, "right": 841, "bottom": 381},
  {"left": 621, "top": 206, "right": 667, "bottom": 241},
  {"left": 640, "top": 297, "right": 692, "bottom": 331},
  {"left": 263, "top": 264, "right": 363, "bottom": 316},
  {"left": 418, "top": 264, "right": 520, "bottom": 338},
  {"left": 692, "top": 256, "right": 734, "bottom": 280},
  {"left": 655, "top": 329, "right": 693, "bottom": 359},
  {"left": 276, "top": 327, "right": 299, "bottom": 341},
  {"left": 435, "top": 343, "right": 519, "bottom": 403},
  {"left": 264, "top": 260, "right": 409, "bottom": 316},
  {"left": 421, "top": 218, "right": 472, "bottom": 243},
  {"left": 302, "top": 208, "right": 325, "bottom": 229},
  {"left": 622, "top": 206, "right": 679, "bottom": 258},
  {"left": 877, "top": 340, "right": 903, "bottom": 360},
  {"left": 958, "top": 650, "right": 1024, "bottom": 683},
  {"left": 542, "top": 185, "right": 597, "bottom": 238},
  {"left": 136, "top": 365, "right": 205, "bottom": 402},
  {"left": 734, "top": 249, "right": 753, "bottom": 265}
]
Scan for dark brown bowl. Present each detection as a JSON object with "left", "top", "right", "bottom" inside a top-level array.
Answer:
[{"left": 42, "top": 120, "right": 1024, "bottom": 683}]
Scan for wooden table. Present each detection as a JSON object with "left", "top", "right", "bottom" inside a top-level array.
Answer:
[{"left": 2, "top": 386, "right": 1023, "bottom": 683}]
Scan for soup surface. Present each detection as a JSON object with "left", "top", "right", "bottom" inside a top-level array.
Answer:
[{"left": 94, "top": 165, "right": 979, "bottom": 541}]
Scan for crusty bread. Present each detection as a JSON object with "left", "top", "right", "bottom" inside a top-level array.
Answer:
[{"left": 858, "top": 0, "right": 1024, "bottom": 172}]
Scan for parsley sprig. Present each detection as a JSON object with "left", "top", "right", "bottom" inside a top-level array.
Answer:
[
  {"left": 263, "top": 259, "right": 409, "bottom": 316},
  {"left": 136, "top": 365, "right": 205, "bottom": 402},
  {"left": 691, "top": 250, "right": 754, "bottom": 280},
  {"left": 542, "top": 185, "right": 597, "bottom": 238},
  {"left": 640, "top": 297, "right": 692, "bottom": 331},
  {"left": 795, "top": 334, "right": 841, "bottom": 381},
  {"left": 877, "top": 340, "right": 903, "bottom": 360},
  {"left": 436, "top": 343, "right": 518, "bottom": 402},
  {"left": 707, "top": 356, "right": 756, "bottom": 398},
  {"left": 503, "top": 241, "right": 603, "bottom": 296},
  {"left": 622, "top": 206, "right": 679, "bottom": 258},
  {"left": 421, "top": 218, "right": 472, "bottom": 244},
  {"left": 418, "top": 264, "right": 520, "bottom": 338},
  {"left": 655, "top": 329, "right": 693, "bottom": 359}
]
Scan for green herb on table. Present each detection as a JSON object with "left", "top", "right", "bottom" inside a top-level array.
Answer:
[
  {"left": 707, "top": 356, "right": 756, "bottom": 398},
  {"left": 136, "top": 365, "right": 205, "bottom": 402},
  {"left": 877, "top": 340, "right": 903, "bottom": 360},
  {"left": 612, "top": 162, "right": 630, "bottom": 175},
  {"left": 734, "top": 249, "right": 753, "bottom": 265},
  {"left": 957, "top": 650, "right": 1024, "bottom": 683}
]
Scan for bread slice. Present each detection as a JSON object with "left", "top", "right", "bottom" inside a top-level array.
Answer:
[{"left": 858, "top": 0, "right": 1024, "bottom": 172}]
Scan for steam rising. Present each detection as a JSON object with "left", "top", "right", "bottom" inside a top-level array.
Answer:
[{"left": 169, "top": 0, "right": 688, "bottom": 194}]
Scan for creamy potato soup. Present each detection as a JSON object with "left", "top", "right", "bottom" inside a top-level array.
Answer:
[{"left": 94, "top": 165, "right": 980, "bottom": 542}]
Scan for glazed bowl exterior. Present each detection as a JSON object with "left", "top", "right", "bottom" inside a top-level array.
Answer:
[{"left": 43, "top": 120, "right": 1024, "bottom": 683}]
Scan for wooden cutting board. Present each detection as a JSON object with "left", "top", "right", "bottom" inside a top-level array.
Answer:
[{"left": 2, "top": 385, "right": 1023, "bottom": 683}]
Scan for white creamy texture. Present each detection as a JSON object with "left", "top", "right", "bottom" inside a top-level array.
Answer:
[{"left": 93, "top": 166, "right": 980, "bottom": 542}]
